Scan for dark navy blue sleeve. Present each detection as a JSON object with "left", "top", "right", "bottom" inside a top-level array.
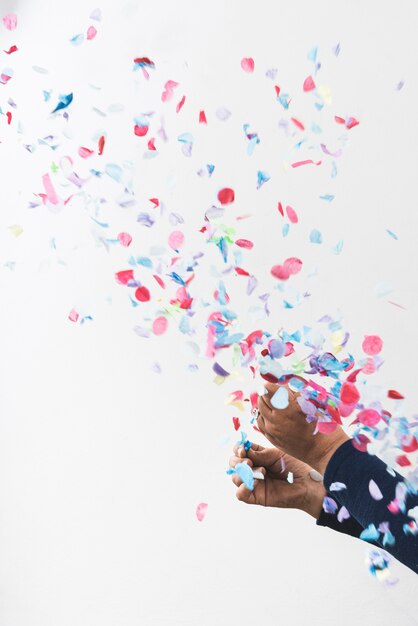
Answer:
[
  {"left": 316, "top": 498, "right": 366, "bottom": 539},
  {"left": 319, "top": 439, "right": 418, "bottom": 574}
]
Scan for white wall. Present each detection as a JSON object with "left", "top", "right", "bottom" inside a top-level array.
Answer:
[{"left": 0, "top": 1, "right": 417, "bottom": 624}]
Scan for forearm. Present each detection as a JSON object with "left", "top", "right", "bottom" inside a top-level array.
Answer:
[{"left": 321, "top": 439, "right": 418, "bottom": 574}]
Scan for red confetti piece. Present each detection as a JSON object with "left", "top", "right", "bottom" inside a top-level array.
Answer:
[
  {"left": 87, "top": 25, "right": 97, "bottom": 40},
  {"left": 278, "top": 201, "right": 284, "bottom": 217},
  {"left": 274, "top": 85, "right": 281, "bottom": 96},
  {"left": 232, "top": 417, "right": 241, "bottom": 431},
  {"left": 346, "top": 117, "right": 360, "bottom": 129},
  {"left": 199, "top": 110, "right": 207, "bottom": 124},
  {"left": 98, "top": 135, "right": 105, "bottom": 155},
  {"left": 351, "top": 434, "right": 370, "bottom": 453},
  {"left": 68, "top": 309, "right": 79, "bottom": 323},
  {"left": 6, "top": 111, "right": 12, "bottom": 125},
  {"left": 217, "top": 187, "right": 235, "bottom": 205},
  {"left": 152, "top": 316, "right": 168, "bottom": 335},
  {"left": 235, "top": 267, "right": 250, "bottom": 276},
  {"left": 396, "top": 455, "right": 411, "bottom": 467},
  {"left": 388, "top": 389, "right": 404, "bottom": 400},
  {"left": 235, "top": 239, "right": 254, "bottom": 249},
  {"left": 240, "top": 57, "right": 255, "bottom": 73},
  {"left": 401, "top": 436, "right": 418, "bottom": 453},
  {"left": 117, "top": 232, "right": 132, "bottom": 247},
  {"left": 134, "top": 124, "right": 148, "bottom": 137},
  {"left": 4, "top": 45, "right": 18, "bottom": 54},
  {"left": 149, "top": 198, "right": 159, "bottom": 208},
  {"left": 285, "top": 205, "right": 298, "bottom": 223},
  {"left": 291, "top": 117, "right": 305, "bottom": 131},
  {"left": 334, "top": 116, "right": 346, "bottom": 125},
  {"left": 147, "top": 138, "right": 156, "bottom": 150},
  {"left": 303, "top": 75, "right": 316, "bottom": 91},
  {"left": 135, "top": 286, "right": 151, "bottom": 302},
  {"left": 362, "top": 335, "right": 383, "bottom": 355},
  {"left": 115, "top": 270, "right": 134, "bottom": 285},
  {"left": 196, "top": 502, "right": 208, "bottom": 522},
  {"left": 78, "top": 146, "right": 94, "bottom": 158},
  {"left": 340, "top": 382, "right": 360, "bottom": 405},
  {"left": 176, "top": 95, "right": 186, "bottom": 113}
]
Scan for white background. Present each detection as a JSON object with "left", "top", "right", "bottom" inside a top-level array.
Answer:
[{"left": 0, "top": 0, "right": 417, "bottom": 624}]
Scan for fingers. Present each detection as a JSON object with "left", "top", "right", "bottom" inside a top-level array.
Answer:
[{"left": 229, "top": 454, "right": 253, "bottom": 469}]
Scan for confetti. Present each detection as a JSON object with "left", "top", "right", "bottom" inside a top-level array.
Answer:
[
  {"left": 3, "top": 13, "right": 17, "bottom": 30},
  {"left": 240, "top": 57, "right": 255, "bottom": 73},
  {"left": 196, "top": 502, "right": 208, "bottom": 522}
]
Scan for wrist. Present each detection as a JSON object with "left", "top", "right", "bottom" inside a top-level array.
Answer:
[
  {"left": 308, "top": 432, "right": 350, "bottom": 476},
  {"left": 300, "top": 483, "right": 326, "bottom": 520}
]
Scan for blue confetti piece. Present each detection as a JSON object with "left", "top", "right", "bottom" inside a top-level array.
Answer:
[
  {"left": 310, "top": 229, "right": 322, "bottom": 244},
  {"left": 271, "top": 386, "right": 289, "bottom": 409},
  {"left": 320, "top": 194, "right": 335, "bottom": 202},
  {"left": 332, "top": 240, "right": 344, "bottom": 255},
  {"left": 51, "top": 92, "right": 73, "bottom": 114},
  {"left": 256, "top": 170, "right": 270, "bottom": 189},
  {"left": 282, "top": 223, "right": 290, "bottom": 238},
  {"left": 235, "top": 462, "right": 255, "bottom": 491},
  {"left": 323, "top": 497, "right": 338, "bottom": 514},
  {"left": 386, "top": 229, "right": 398, "bottom": 240},
  {"left": 360, "top": 524, "right": 380, "bottom": 542},
  {"left": 69, "top": 33, "right": 84, "bottom": 45}
]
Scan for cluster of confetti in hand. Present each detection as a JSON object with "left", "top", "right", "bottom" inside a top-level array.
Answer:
[{"left": 3, "top": 10, "right": 417, "bottom": 562}]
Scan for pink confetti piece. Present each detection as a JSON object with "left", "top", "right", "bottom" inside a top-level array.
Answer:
[
  {"left": 271, "top": 257, "right": 302, "bottom": 280},
  {"left": 217, "top": 188, "right": 235, "bottom": 205},
  {"left": 358, "top": 409, "right": 381, "bottom": 427},
  {"left": 196, "top": 502, "right": 208, "bottom": 522},
  {"left": 291, "top": 117, "right": 305, "bottom": 131},
  {"left": 303, "top": 75, "right": 316, "bottom": 91},
  {"left": 4, "top": 45, "right": 18, "bottom": 54},
  {"left": 168, "top": 230, "right": 185, "bottom": 250},
  {"left": 240, "top": 57, "right": 255, "bottom": 73},
  {"left": 285, "top": 205, "right": 298, "bottom": 223},
  {"left": 117, "top": 232, "right": 132, "bottom": 247},
  {"left": 78, "top": 146, "right": 94, "bottom": 158},
  {"left": 87, "top": 25, "right": 97, "bottom": 40},
  {"left": 291, "top": 159, "right": 322, "bottom": 168},
  {"left": 152, "top": 316, "right": 168, "bottom": 335},
  {"left": 369, "top": 479, "right": 384, "bottom": 501},
  {"left": 362, "top": 335, "right": 383, "bottom": 355},
  {"left": 161, "top": 80, "right": 178, "bottom": 102},
  {"left": 68, "top": 309, "right": 79, "bottom": 323},
  {"left": 3, "top": 13, "right": 17, "bottom": 30},
  {"left": 42, "top": 173, "right": 59, "bottom": 205},
  {"left": 199, "top": 110, "right": 207, "bottom": 124},
  {"left": 235, "top": 239, "right": 253, "bottom": 249}
]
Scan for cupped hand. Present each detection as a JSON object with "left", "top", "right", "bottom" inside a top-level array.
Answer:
[
  {"left": 256, "top": 382, "right": 350, "bottom": 474},
  {"left": 229, "top": 442, "right": 326, "bottom": 519}
]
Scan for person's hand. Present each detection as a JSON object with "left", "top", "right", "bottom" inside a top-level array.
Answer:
[
  {"left": 256, "top": 382, "right": 350, "bottom": 475},
  {"left": 229, "top": 442, "right": 326, "bottom": 519}
]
